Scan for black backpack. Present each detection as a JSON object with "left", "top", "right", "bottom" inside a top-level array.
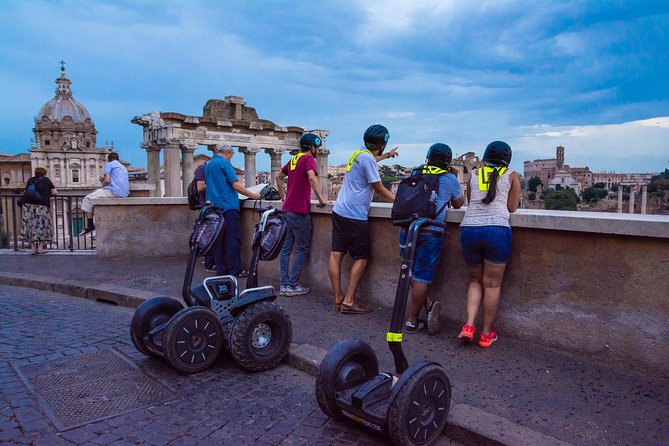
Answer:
[{"left": 391, "top": 165, "right": 447, "bottom": 227}]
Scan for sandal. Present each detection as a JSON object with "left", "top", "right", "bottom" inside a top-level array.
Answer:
[
  {"left": 340, "top": 302, "right": 372, "bottom": 314},
  {"left": 332, "top": 302, "right": 343, "bottom": 311},
  {"left": 236, "top": 270, "right": 250, "bottom": 278}
]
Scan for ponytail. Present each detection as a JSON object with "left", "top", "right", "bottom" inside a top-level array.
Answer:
[{"left": 481, "top": 168, "right": 500, "bottom": 204}]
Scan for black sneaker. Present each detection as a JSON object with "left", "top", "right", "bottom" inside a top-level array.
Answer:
[
  {"left": 404, "top": 319, "right": 426, "bottom": 334},
  {"left": 426, "top": 301, "right": 442, "bottom": 335},
  {"left": 77, "top": 227, "right": 94, "bottom": 237}
]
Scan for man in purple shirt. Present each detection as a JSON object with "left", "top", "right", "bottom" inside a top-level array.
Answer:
[{"left": 275, "top": 133, "right": 329, "bottom": 297}]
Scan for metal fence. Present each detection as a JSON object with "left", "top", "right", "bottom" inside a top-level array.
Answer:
[{"left": 0, "top": 193, "right": 96, "bottom": 251}]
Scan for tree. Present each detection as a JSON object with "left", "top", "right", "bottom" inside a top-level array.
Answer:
[
  {"left": 540, "top": 187, "right": 555, "bottom": 200},
  {"left": 528, "top": 192, "right": 536, "bottom": 200},
  {"left": 594, "top": 182, "right": 606, "bottom": 189},
  {"left": 544, "top": 189, "right": 577, "bottom": 210},
  {"left": 582, "top": 187, "right": 608, "bottom": 203},
  {"left": 527, "top": 176, "right": 542, "bottom": 192}
]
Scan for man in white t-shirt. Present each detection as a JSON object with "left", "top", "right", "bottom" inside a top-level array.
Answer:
[
  {"left": 329, "top": 124, "right": 396, "bottom": 314},
  {"left": 78, "top": 152, "right": 129, "bottom": 236}
]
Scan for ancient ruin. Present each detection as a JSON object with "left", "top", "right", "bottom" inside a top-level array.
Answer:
[{"left": 132, "top": 96, "right": 329, "bottom": 197}]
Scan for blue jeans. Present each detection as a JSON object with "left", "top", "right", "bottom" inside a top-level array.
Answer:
[
  {"left": 280, "top": 212, "right": 312, "bottom": 287},
  {"left": 214, "top": 209, "right": 241, "bottom": 276}
]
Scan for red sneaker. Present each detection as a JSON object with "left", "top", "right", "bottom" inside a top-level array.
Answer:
[
  {"left": 478, "top": 330, "right": 498, "bottom": 348},
  {"left": 458, "top": 324, "right": 475, "bottom": 341}
]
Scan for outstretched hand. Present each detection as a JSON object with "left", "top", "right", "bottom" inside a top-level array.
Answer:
[{"left": 386, "top": 147, "right": 399, "bottom": 158}]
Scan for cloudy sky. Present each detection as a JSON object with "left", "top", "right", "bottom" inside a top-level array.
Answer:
[{"left": 1, "top": 0, "right": 668, "bottom": 174}]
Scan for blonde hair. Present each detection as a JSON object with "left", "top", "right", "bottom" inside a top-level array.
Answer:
[{"left": 35, "top": 167, "right": 47, "bottom": 177}]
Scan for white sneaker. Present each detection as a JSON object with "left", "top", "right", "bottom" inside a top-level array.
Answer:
[
  {"left": 279, "top": 285, "right": 288, "bottom": 296},
  {"left": 285, "top": 285, "right": 310, "bottom": 296}
]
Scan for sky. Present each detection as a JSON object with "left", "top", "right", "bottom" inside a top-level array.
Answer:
[{"left": 1, "top": 0, "right": 668, "bottom": 175}]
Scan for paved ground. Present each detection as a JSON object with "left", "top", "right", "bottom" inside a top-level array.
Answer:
[
  {"left": 1, "top": 253, "right": 668, "bottom": 445},
  {"left": 0, "top": 285, "right": 464, "bottom": 446}
]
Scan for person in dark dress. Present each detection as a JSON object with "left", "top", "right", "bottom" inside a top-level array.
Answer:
[{"left": 21, "top": 167, "right": 57, "bottom": 254}]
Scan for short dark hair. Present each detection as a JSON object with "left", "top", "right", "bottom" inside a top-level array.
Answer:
[{"left": 108, "top": 152, "right": 119, "bottom": 162}]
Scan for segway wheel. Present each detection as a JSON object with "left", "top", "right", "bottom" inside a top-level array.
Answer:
[
  {"left": 163, "top": 307, "right": 223, "bottom": 374},
  {"left": 130, "top": 296, "right": 184, "bottom": 357},
  {"left": 228, "top": 301, "right": 292, "bottom": 372},
  {"left": 315, "top": 339, "right": 379, "bottom": 420},
  {"left": 387, "top": 364, "right": 451, "bottom": 446}
]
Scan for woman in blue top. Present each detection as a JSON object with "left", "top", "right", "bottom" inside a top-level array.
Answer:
[{"left": 403, "top": 144, "right": 464, "bottom": 334}]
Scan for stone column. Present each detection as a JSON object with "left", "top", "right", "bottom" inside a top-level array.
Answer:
[
  {"left": 316, "top": 147, "right": 330, "bottom": 200},
  {"left": 617, "top": 187, "right": 623, "bottom": 213},
  {"left": 239, "top": 147, "right": 259, "bottom": 187},
  {"left": 265, "top": 148, "right": 286, "bottom": 187},
  {"left": 181, "top": 143, "right": 197, "bottom": 196},
  {"left": 641, "top": 185, "right": 647, "bottom": 214},
  {"left": 313, "top": 129, "right": 330, "bottom": 200},
  {"left": 163, "top": 143, "right": 182, "bottom": 197},
  {"left": 628, "top": 185, "right": 636, "bottom": 214},
  {"left": 143, "top": 144, "right": 162, "bottom": 197}
]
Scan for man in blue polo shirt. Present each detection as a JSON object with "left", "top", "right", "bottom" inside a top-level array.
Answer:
[{"left": 205, "top": 144, "right": 260, "bottom": 277}]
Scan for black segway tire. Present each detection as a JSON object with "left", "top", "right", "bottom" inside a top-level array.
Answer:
[
  {"left": 228, "top": 301, "right": 292, "bottom": 372},
  {"left": 130, "top": 296, "right": 184, "bottom": 357},
  {"left": 315, "top": 339, "right": 379, "bottom": 420},
  {"left": 163, "top": 307, "right": 223, "bottom": 374},
  {"left": 387, "top": 363, "right": 451, "bottom": 446}
]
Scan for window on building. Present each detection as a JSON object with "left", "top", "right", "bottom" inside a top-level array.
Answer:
[
  {"left": 3, "top": 177, "right": 9, "bottom": 185},
  {"left": 72, "top": 169, "right": 79, "bottom": 183},
  {"left": 86, "top": 141, "right": 90, "bottom": 148},
  {"left": 45, "top": 139, "right": 50, "bottom": 146}
]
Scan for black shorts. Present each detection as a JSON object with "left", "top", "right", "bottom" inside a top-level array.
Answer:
[{"left": 331, "top": 212, "right": 370, "bottom": 260}]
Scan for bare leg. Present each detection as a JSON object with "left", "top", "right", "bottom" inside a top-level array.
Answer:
[
  {"left": 30, "top": 242, "right": 37, "bottom": 254},
  {"left": 465, "top": 266, "right": 484, "bottom": 326},
  {"left": 481, "top": 260, "right": 507, "bottom": 335},
  {"left": 342, "top": 259, "right": 368, "bottom": 306},
  {"left": 407, "top": 281, "right": 429, "bottom": 324},
  {"left": 328, "top": 251, "right": 345, "bottom": 305}
]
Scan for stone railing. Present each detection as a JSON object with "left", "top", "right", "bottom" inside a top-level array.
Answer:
[{"left": 92, "top": 197, "right": 669, "bottom": 375}]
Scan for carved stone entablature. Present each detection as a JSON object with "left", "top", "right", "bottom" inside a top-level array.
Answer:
[{"left": 133, "top": 97, "right": 322, "bottom": 197}]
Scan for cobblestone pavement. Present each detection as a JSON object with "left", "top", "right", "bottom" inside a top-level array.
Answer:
[
  {"left": 0, "top": 285, "right": 461, "bottom": 446},
  {"left": 2, "top": 254, "right": 668, "bottom": 445}
]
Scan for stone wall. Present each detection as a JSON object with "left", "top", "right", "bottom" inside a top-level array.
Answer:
[{"left": 93, "top": 198, "right": 669, "bottom": 375}]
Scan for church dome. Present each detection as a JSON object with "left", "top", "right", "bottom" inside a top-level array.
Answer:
[{"left": 36, "top": 67, "right": 93, "bottom": 124}]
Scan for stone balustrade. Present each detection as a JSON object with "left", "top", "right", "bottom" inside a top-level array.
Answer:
[{"left": 92, "top": 197, "right": 669, "bottom": 375}]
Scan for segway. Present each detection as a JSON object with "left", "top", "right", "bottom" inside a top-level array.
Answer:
[
  {"left": 130, "top": 204, "right": 292, "bottom": 374},
  {"left": 315, "top": 217, "right": 451, "bottom": 446}
]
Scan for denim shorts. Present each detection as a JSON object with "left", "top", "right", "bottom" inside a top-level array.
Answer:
[
  {"left": 459, "top": 225, "right": 512, "bottom": 266},
  {"left": 399, "top": 231, "right": 444, "bottom": 284}
]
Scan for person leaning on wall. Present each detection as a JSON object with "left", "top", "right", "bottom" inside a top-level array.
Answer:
[{"left": 457, "top": 141, "right": 521, "bottom": 348}]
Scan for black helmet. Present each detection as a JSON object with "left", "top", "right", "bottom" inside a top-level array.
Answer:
[
  {"left": 483, "top": 141, "right": 512, "bottom": 167},
  {"left": 299, "top": 133, "right": 322, "bottom": 151},
  {"left": 363, "top": 124, "right": 389, "bottom": 153},
  {"left": 426, "top": 143, "right": 452, "bottom": 168}
]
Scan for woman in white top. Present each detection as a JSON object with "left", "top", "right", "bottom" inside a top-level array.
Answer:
[{"left": 458, "top": 141, "right": 521, "bottom": 348}]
